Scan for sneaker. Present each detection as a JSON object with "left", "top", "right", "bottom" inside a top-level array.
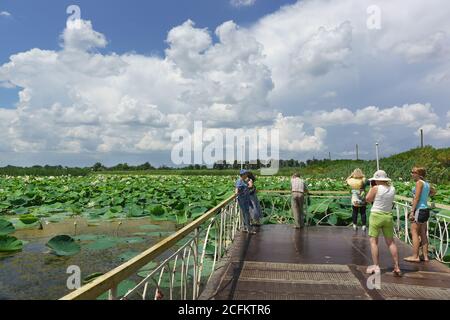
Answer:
[
  {"left": 242, "top": 229, "right": 249, "bottom": 233},
  {"left": 353, "top": 224, "right": 357, "bottom": 231},
  {"left": 362, "top": 226, "right": 367, "bottom": 232}
]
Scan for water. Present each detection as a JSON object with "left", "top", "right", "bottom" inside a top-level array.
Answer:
[{"left": 0, "top": 217, "right": 178, "bottom": 300}]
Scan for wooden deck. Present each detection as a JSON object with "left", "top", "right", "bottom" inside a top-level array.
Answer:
[{"left": 200, "top": 225, "right": 450, "bottom": 300}]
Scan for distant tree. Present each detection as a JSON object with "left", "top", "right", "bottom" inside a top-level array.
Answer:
[
  {"left": 92, "top": 162, "right": 105, "bottom": 172},
  {"left": 138, "top": 162, "right": 154, "bottom": 171}
]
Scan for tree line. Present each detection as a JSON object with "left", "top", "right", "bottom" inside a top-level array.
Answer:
[{"left": 0, "top": 147, "right": 447, "bottom": 181}]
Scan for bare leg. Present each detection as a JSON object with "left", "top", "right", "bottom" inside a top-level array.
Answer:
[
  {"left": 404, "top": 223, "right": 421, "bottom": 262},
  {"left": 369, "top": 237, "right": 379, "bottom": 266},
  {"left": 385, "top": 237, "right": 400, "bottom": 272},
  {"left": 420, "top": 223, "right": 429, "bottom": 261}
]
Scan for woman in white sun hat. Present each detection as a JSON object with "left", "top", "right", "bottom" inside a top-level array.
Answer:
[{"left": 365, "top": 170, "right": 401, "bottom": 276}]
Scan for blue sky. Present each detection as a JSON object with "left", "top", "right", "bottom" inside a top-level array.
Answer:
[
  {"left": 0, "top": 0, "right": 297, "bottom": 108},
  {"left": 0, "top": 0, "right": 449, "bottom": 167},
  {"left": 0, "top": 0, "right": 296, "bottom": 60}
]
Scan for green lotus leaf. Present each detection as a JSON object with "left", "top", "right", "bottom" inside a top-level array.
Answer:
[
  {"left": 137, "top": 261, "right": 159, "bottom": 278},
  {"left": 19, "top": 214, "right": 39, "bottom": 225},
  {"left": 97, "top": 280, "right": 137, "bottom": 300},
  {"left": 109, "top": 206, "right": 123, "bottom": 213},
  {"left": 327, "top": 214, "right": 338, "bottom": 226},
  {"left": 148, "top": 205, "right": 165, "bottom": 216},
  {"left": 126, "top": 204, "right": 144, "bottom": 217},
  {"left": 189, "top": 207, "right": 207, "bottom": 219},
  {"left": 0, "top": 219, "right": 15, "bottom": 236},
  {"left": 12, "top": 207, "right": 29, "bottom": 215},
  {"left": 46, "top": 235, "right": 81, "bottom": 256},
  {"left": 0, "top": 235, "right": 23, "bottom": 253},
  {"left": 334, "top": 210, "right": 353, "bottom": 220},
  {"left": 10, "top": 198, "right": 27, "bottom": 206},
  {"left": 83, "top": 272, "right": 104, "bottom": 285},
  {"left": 150, "top": 214, "right": 169, "bottom": 221}
]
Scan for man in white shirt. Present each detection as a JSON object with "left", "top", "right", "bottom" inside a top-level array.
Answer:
[{"left": 291, "top": 173, "right": 307, "bottom": 229}]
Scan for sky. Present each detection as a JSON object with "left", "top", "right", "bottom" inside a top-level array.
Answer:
[{"left": 0, "top": 0, "right": 449, "bottom": 167}]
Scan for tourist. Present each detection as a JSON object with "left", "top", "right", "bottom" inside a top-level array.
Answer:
[
  {"left": 404, "top": 167, "right": 436, "bottom": 262},
  {"left": 247, "top": 171, "right": 262, "bottom": 226},
  {"left": 365, "top": 170, "right": 401, "bottom": 276},
  {"left": 346, "top": 169, "right": 369, "bottom": 231},
  {"left": 291, "top": 172, "right": 308, "bottom": 229},
  {"left": 235, "top": 170, "right": 256, "bottom": 234}
]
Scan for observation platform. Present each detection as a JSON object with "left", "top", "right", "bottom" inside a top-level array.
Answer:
[{"left": 200, "top": 225, "right": 450, "bottom": 300}]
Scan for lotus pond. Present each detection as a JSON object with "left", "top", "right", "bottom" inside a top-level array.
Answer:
[{"left": 0, "top": 175, "right": 448, "bottom": 299}]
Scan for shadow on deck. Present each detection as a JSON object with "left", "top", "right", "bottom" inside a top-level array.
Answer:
[{"left": 200, "top": 225, "right": 450, "bottom": 300}]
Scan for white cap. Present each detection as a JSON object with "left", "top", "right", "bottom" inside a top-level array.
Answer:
[{"left": 369, "top": 170, "right": 391, "bottom": 182}]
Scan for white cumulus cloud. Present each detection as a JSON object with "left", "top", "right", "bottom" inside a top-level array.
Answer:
[{"left": 1, "top": 0, "right": 449, "bottom": 165}]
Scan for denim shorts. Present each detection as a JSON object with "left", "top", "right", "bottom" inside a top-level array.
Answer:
[{"left": 414, "top": 209, "right": 430, "bottom": 224}]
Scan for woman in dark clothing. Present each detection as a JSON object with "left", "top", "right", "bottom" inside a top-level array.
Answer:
[
  {"left": 235, "top": 170, "right": 256, "bottom": 234},
  {"left": 247, "top": 171, "right": 262, "bottom": 226}
]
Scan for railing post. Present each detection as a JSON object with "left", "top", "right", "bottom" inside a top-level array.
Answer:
[
  {"left": 218, "top": 208, "right": 224, "bottom": 257},
  {"left": 170, "top": 256, "right": 178, "bottom": 300},
  {"left": 395, "top": 203, "right": 400, "bottom": 234},
  {"left": 404, "top": 204, "right": 409, "bottom": 243},
  {"left": 192, "top": 227, "right": 199, "bottom": 299}
]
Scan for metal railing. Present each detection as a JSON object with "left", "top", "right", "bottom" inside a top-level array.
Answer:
[
  {"left": 393, "top": 197, "right": 450, "bottom": 263},
  {"left": 60, "top": 194, "right": 241, "bottom": 300},
  {"left": 60, "top": 190, "right": 450, "bottom": 300},
  {"left": 258, "top": 190, "right": 449, "bottom": 263}
]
